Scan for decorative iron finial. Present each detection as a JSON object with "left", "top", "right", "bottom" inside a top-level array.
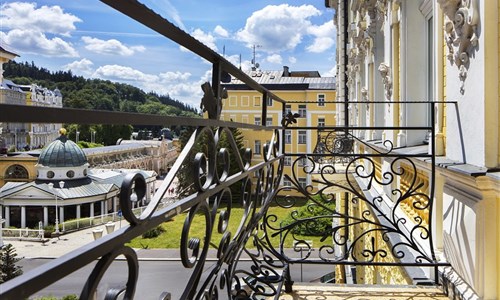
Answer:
[
  {"left": 200, "top": 82, "right": 222, "bottom": 120},
  {"left": 281, "top": 112, "right": 301, "bottom": 128}
]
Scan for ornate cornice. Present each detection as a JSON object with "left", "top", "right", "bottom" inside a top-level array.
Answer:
[{"left": 437, "top": 0, "right": 480, "bottom": 94}]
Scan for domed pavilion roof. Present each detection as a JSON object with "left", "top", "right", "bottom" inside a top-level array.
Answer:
[{"left": 38, "top": 131, "right": 87, "bottom": 167}]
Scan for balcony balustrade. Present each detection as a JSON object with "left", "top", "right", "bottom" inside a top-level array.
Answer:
[{"left": 0, "top": 0, "right": 451, "bottom": 299}]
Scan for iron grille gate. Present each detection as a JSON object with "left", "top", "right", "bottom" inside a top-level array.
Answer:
[{"left": 0, "top": 0, "right": 449, "bottom": 299}]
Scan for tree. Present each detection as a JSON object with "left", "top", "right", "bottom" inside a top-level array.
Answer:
[
  {"left": 0, "top": 244, "right": 23, "bottom": 283},
  {"left": 176, "top": 123, "right": 246, "bottom": 200}
]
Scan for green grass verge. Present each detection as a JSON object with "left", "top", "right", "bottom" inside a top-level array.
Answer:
[{"left": 126, "top": 198, "right": 333, "bottom": 249}]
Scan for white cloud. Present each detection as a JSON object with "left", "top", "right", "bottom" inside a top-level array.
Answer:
[
  {"left": 226, "top": 54, "right": 253, "bottom": 71},
  {"left": 93, "top": 65, "right": 158, "bottom": 82},
  {"left": 306, "top": 37, "right": 334, "bottom": 53},
  {"left": 159, "top": 71, "right": 191, "bottom": 81},
  {"left": 191, "top": 29, "right": 218, "bottom": 51},
  {"left": 323, "top": 64, "right": 337, "bottom": 77},
  {"left": 82, "top": 36, "right": 146, "bottom": 56},
  {"left": 0, "top": 29, "right": 78, "bottom": 57},
  {"left": 306, "top": 21, "right": 336, "bottom": 53},
  {"left": 214, "top": 25, "right": 229, "bottom": 38},
  {"left": 236, "top": 4, "right": 321, "bottom": 52},
  {"left": 63, "top": 58, "right": 94, "bottom": 76},
  {"left": 288, "top": 56, "right": 297, "bottom": 64},
  {"left": 0, "top": 2, "right": 81, "bottom": 36},
  {"left": 266, "top": 54, "right": 282, "bottom": 65},
  {"left": 92, "top": 64, "right": 206, "bottom": 107}
]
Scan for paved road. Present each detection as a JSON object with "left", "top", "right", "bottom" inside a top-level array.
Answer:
[
  {"left": 20, "top": 258, "right": 333, "bottom": 299},
  {"left": 5, "top": 222, "right": 334, "bottom": 299}
]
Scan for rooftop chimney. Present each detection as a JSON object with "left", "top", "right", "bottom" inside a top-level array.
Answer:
[{"left": 283, "top": 66, "right": 290, "bottom": 77}]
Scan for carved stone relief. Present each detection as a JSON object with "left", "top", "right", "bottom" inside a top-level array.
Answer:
[
  {"left": 437, "top": 0, "right": 480, "bottom": 94},
  {"left": 378, "top": 63, "right": 392, "bottom": 100}
]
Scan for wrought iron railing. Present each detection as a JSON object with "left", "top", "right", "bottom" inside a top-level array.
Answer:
[{"left": 0, "top": 1, "right": 450, "bottom": 299}]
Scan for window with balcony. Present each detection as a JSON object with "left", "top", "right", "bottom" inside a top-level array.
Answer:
[{"left": 298, "top": 131, "right": 307, "bottom": 144}]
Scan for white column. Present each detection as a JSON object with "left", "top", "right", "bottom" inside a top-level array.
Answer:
[
  {"left": 43, "top": 206, "right": 48, "bottom": 227},
  {"left": 76, "top": 205, "right": 81, "bottom": 219},
  {"left": 4, "top": 206, "right": 10, "bottom": 227},
  {"left": 90, "top": 203, "right": 94, "bottom": 218},
  {"left": 21, "top": 206, "right": 26, "bottom": 228},
  {"left": 101, "top": 201, "right": 105, "bottom": 216},
  {"left": 59, "top": 207, "right": 64, "bottom": 231}
]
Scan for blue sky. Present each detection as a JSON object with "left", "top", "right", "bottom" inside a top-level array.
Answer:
[{"left": 0, "top": 0, "right": 337, "bottom": 107}]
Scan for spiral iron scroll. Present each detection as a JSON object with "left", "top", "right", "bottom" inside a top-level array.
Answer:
[
  {"left": 264, "top": 151, "right": 436, "bottom": 268},
  {"left": 111, "top": 126, "right": 287, "bottom": 299}
]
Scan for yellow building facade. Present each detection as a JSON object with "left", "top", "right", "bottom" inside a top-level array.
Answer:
[{"left": 222, "top": 67, "right": 336, "bottom": 194}]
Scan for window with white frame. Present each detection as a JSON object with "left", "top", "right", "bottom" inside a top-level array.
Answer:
[
  {"left": 285, "top": 105, "right": 292, "bottom": 115},
  {"left": 283, "top": 177, "right": 292, "bottom": 187},
  {"left": 266, "top": 97, "right": 272, "bottom": 107},
  {"left": 317, "top": 94, "right": 325, "bottom": 106},
  {"left": 298, "top": 130, "right": 307, "bottom": 144},
  {"left": 284, "top": 156, "right": 291, "bottom": 166},
  {"left": 253, "top": 96, "right": 261, "bottom": 107},
  {"left": 254, "top": 117, "right": 261, "bottom": 126},
  {"left": 284, "top": 130, "right": 292, "bottom": 144},
  {"left": 229, "top": 96, "right": 237, "bottom": 107},
  {"left": 298, "top": 105, "right": 306, "bottom": 117},
  {"left": 318, "top": 118, "right": 325, "bottom": 127},
  {"left": 254, "top": 140, "right": 261, "bottom": 154},
  {"left": 298, "top": 178, "right": 307, "bottom": 189},
  {"left": 266, "top": 117, "right": 273, "bottom": 126}
]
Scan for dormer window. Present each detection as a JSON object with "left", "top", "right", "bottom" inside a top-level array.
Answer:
[{"left": 66, "top": 170, "right": 75, "bottom": 178}]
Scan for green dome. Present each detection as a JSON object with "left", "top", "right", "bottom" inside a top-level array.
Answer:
[{"left": 38, "top": 135, "right": 87, "bottom": 167}]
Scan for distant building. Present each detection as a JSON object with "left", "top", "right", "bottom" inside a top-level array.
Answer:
[
  {"left": 0, "top": 46, "right": 61, "bottom": 152},
  {"left": 0, "top": 129, "right": 157, "bottom": 229},
  {"left": 222, "top": 66, "right": 336, "bottom": 192}
]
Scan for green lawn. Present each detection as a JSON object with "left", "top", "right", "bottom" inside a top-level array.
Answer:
[{"left": 126, "top": 198, "right": 334, "bottom": 250}]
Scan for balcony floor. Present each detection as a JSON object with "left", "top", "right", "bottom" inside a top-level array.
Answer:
[{"left": 280, "top": 284, "right": 448, "bottom": 299}]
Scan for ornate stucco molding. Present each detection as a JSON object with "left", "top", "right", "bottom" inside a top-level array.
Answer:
[
  {"left": 378, "top": 63, "right": 392, "bottom": 100},
  {"left": 437, "top": 0, "right": 480, "bottom": 94}
]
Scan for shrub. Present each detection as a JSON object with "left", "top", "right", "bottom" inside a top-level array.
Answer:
[
  {"left": 62, "top": 294, "right": 79, "bottom": 300},
  {"left": 280, "top": 195, "right": 336, "bottom": 237},
  {"left": 142, "top": 225, "right": 165, "bottom": 239}
]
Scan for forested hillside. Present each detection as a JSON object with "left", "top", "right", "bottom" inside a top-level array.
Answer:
[
  {"left": 4, "top": 61, "right": 199, "bottom": 116},
  {"left": 3, "top": 61, "right": 200, "bottom": 145}
]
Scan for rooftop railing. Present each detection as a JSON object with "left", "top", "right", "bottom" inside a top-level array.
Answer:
[{"left": 0, "top": 1, "right": 449, "bottom": 299}]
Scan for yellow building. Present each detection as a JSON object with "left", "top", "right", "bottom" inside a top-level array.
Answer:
[{"left": 222, "top": 66, "right": 336, "bottom": 194}]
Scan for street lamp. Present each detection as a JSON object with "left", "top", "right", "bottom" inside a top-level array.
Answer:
[{"left": 48, "top": 181, "right": 65, "bottom": 234}]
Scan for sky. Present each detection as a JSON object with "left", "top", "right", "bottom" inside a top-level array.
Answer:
[{"left": 0, "top": 0, "right": 337, "bottom": 108}]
